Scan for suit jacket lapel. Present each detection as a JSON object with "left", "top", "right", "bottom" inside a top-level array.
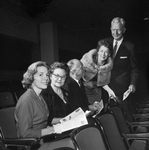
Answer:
[
  {"left": 113, "top": 40, "right": 123, "bottom": 69},
  {"left": 113, "top": 40, "right": 128, "bottom": 69},
  {"left": 70, "top": 77, "right": 80, "bottom": 88}
]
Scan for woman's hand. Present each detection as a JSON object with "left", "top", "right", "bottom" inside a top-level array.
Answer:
[
  {"left": 51, "top": 118, "right": 62, "bottom": 125},
  {"left": 103, "top": 85, "right": 117, "bottom": 101},
  {"left": 41, "top": 126, "right": 55, "bottom": 137},
  {"left": 53, "top": 124, "right": 62, "bottom": 134},
  {"left": 128, "top": 85, "right": 136, "bottom": 93},
  {"left": 93, "top": 101, "right": 104, "bottom": 114},
  {"left": 89, "top": 104, "right": 98, "bottom": 111},
  {"left": 108, "top": 89, "right": 116, "bottom": 99}
]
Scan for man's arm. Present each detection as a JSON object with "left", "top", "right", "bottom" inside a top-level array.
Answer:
[{"left": 129, "top": 43, "right": 139, "bottom": 88}]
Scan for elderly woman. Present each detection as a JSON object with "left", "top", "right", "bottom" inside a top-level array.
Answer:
[
  {"left": 43, "top": 62, "right": 71, "bottom": 125},
  {"left": 14, "top": 61, "right": 74, "bottom": 150},
  {"left": 81, "top": 39, "right": 116, "bottom": 106}
]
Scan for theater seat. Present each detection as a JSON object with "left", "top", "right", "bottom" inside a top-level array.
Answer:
[
  {"left": 95, "top": 112, "right": 148, "bottom": 150},
  {"left": 0, "top": 107, "right": 39, "bottom": 150},
  {"left": 70, "top": 124, "right": 110, "bottom": 150},
  {"left": 0, "top": 107, "right": 75, "bottom": 150},
  {"left": 0, "top": 92, "right": 16, "bottom": 109}
]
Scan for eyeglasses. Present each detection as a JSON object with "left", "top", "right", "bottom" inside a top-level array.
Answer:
[{"left": 52, "top": 74, "right": 67, "bottom": 80}]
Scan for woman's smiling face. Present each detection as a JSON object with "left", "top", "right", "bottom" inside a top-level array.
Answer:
[
  {"left": 32, "top": 66, "right": 49, "bottom": 90},
  {"left": 50, "top": 68, "right": 67, "bottom": 88},
  {"left": 97, "top": 45, "right": 110, "bottom": 61}
]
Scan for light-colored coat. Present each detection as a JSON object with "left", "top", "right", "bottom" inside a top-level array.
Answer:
[{"left": 80, "top": 49, "right": 113, "bottom": 86}]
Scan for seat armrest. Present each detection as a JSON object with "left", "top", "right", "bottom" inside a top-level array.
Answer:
[
  {"left": 122, "top": 133, "right": 149, "bottom": 149},
  {"left": 41, "top": 133, "right": 71, "bottom": 143},
  {"left": 138, "top": 108, "right": 149, "bottom": 113},
  {"left": 138, "top": 104, "right": 149, "bottom": 107},
  {"left": 1, "top": 137, "right": 39, "bottom": 146},
  {"left": 130, "top": 121, "right": 149, "bottom": 126},
  {"left": 133, "top": 113, "right": 149, "bottom": 118},
  {"left": 123, "top": 133, "right": 149, "bottom": 140}
]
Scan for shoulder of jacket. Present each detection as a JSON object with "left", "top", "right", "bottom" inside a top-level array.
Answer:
[
  {"left": 125, "top": 41, "right": 134, "bottom": 46},
  {"left": 124, "top": 41, "right": 135, "bottom": 51},
  {"left": 87, "top": 49, "right": 97, "bottom": 55},
  {"left": 17, "top": 90, "right": 35, "bottom": 107}
]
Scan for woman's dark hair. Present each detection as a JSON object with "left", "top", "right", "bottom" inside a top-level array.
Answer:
[
  {"left": 96, "top": 39, "right": 112, "bottom": 56},
  {"left": 22, "top": 61, "right": 49, "bottom": 89},
  {"left": 49, "top": 62, "right": 69, "bottom": 76}
]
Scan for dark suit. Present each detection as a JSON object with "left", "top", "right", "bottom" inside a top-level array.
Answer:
[
  {"left": 106, "top": 37, "right": 139, "bottom": 99},
  {"left": 62, "top": 76, "right": 89, "bottom": 112},
  {"left": 63, "top": 76, "right": 96, "bottom": 125}
]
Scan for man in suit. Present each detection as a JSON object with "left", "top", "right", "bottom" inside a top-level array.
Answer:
[
  {"left": 63, "top": 59, "right": 99, "bottom": 112},
  {"left": 105, "top": 17, "right": 139, "bottom": 101}
]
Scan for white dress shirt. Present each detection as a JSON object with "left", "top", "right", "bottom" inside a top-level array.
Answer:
[{"left": 113, "top": 37, "right": 123, "bottom": 56}]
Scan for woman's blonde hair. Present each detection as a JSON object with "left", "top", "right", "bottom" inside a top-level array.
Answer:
[{"left": 22, "top": 61, "right": 49, "bottom": 89}]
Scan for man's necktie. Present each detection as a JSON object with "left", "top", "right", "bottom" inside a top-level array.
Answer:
[{"left": 113, "top": 41, "right": 118, "bottom": 58}]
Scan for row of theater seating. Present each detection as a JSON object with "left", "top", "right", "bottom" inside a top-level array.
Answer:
[
  {"left": 0, "top": 81, "right": 149, "bottom": 150},
  {"left": 0, "top": 90, "right": 25, "bottom": 109},
  {"left": 0, "top": 80, "right": 26, "bottom": 109},
  {"left": 0, "top": 96, "right": 149, "bottom": 150}
]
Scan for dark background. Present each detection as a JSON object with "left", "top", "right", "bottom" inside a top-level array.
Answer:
[{"left": 0, "top": 0, "right": 149, "bottom": 97}]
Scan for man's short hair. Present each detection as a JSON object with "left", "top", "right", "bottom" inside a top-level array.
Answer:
[{"left": 111, "top": 17, "right": 125, "bottom": 28}]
